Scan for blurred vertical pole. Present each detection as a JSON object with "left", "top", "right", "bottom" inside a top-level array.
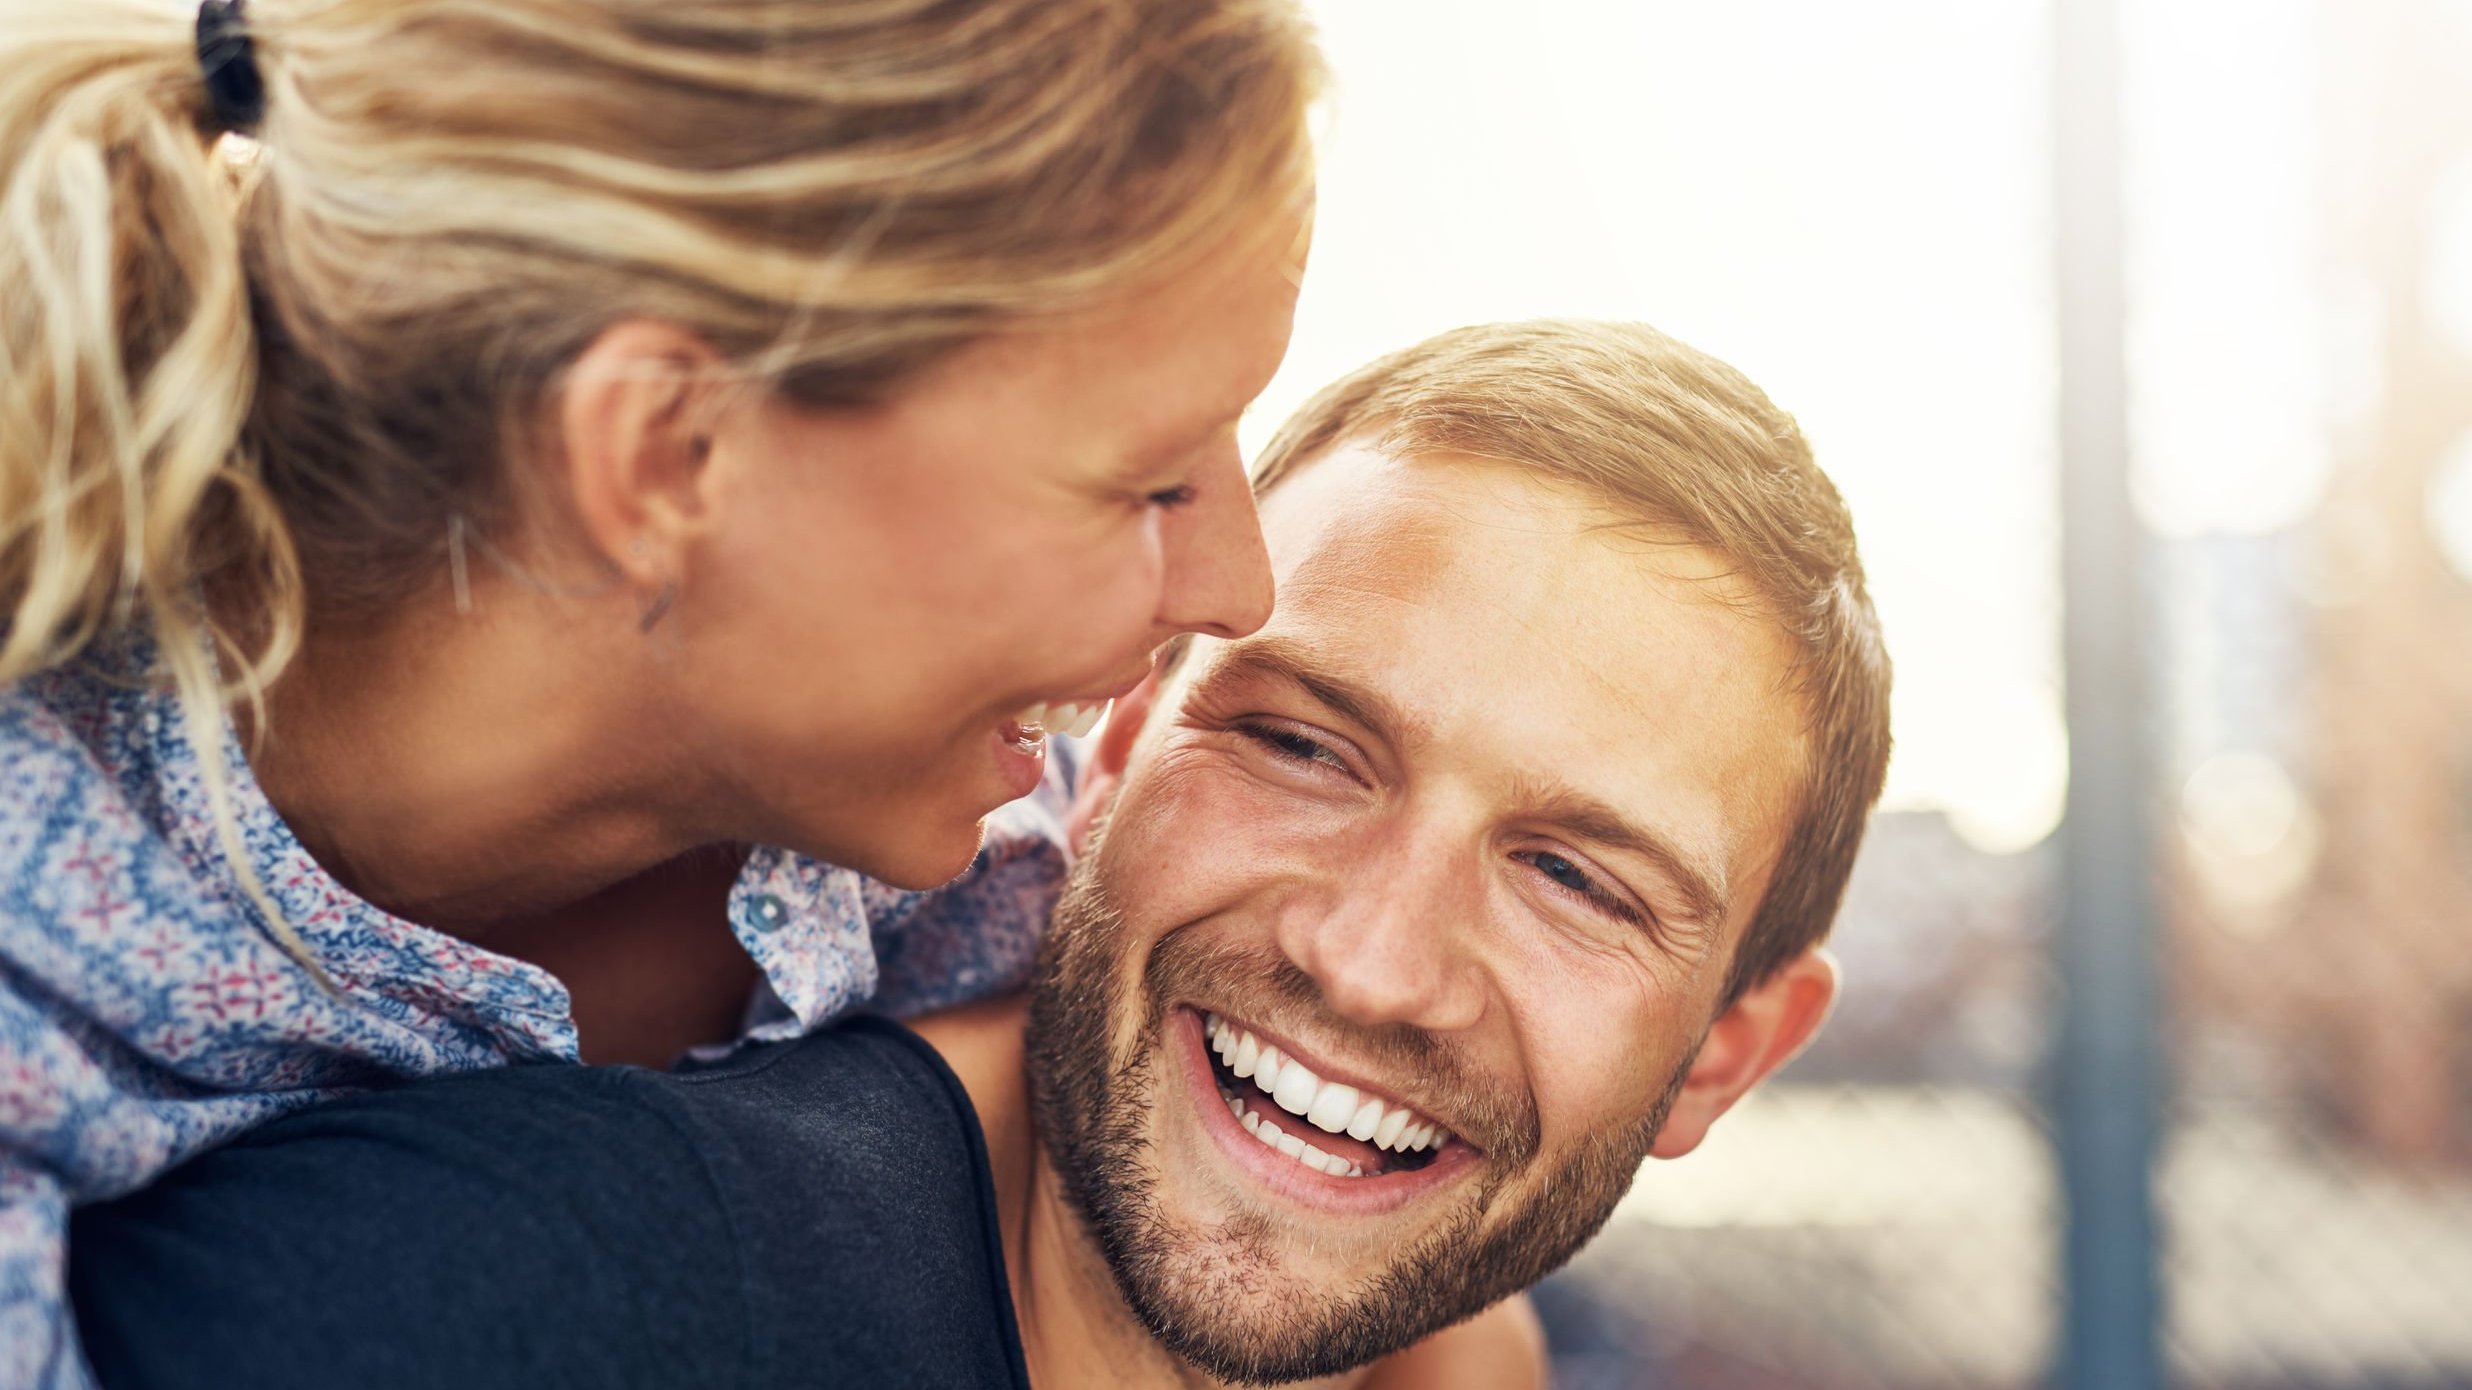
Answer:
[{"left": 2051, "top": 0, "right": 2163, "bottom": 1382}]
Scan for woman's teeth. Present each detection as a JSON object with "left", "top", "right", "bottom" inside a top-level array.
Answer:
[
  {"left": 1016, "top": 700, "right": 1107, "bottom": 740},
  {"left": 1205, "top": 1013, "right": 1452, "bottom": 1180}
]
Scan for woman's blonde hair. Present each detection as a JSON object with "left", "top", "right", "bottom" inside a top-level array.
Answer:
[{"left": 1, "top": 0, "right": 1320, "bottom": 954}]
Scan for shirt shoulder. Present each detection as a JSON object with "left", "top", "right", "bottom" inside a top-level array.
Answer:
[
  {"left": 731, "top": 737, "right": 1080, "bottom": 1031},
  {"left": 72, "top": 1018, "right": 1030, "bottom": 1390},
  {"left": 0, "top": 663, "right": 573, "bottom": 1195},
  {"left": 630, "top": 1020, "right": 1037, "bottom": 1389}
]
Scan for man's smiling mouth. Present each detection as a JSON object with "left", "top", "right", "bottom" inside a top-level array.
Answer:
[{"left": 1199, "top": 1012, "right": 1458, "bottom": 1180}]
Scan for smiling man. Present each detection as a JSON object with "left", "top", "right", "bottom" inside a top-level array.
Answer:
[
  {"left": 999, "top": 318, "right": 1890, "bottom": 1384},
  {"left": 69, "top": 321, "right": 1892, "bottom": 1390}
]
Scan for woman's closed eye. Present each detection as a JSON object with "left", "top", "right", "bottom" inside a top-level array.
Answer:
[{"left": 1145, "top": 482, "right": 1197, "bottom": 509}]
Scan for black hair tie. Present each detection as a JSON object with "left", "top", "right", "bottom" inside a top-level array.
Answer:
[{"left": 195, "top": 0, "right": 266, "bottom": 135}]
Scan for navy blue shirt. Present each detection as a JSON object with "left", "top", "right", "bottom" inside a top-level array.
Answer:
[{"left": 69, "top": 1017, "right": 1031, "bottom": 1390}]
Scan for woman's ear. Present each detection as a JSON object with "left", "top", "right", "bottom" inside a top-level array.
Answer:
[
  {"left": 1648, "top": 948, "right": 1839, "bottom": 1160},
  {"left": 1065, "top": 669, "right": 1166, "bottom": 855},
  {"left": 556, "top": 320, "right": 728, "bottom": 585}
]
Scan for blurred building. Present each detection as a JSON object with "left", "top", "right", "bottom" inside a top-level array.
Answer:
[
  {"left": 2149, "top": 0, "right": 2472, "bottom": 1172},
  {"left": 1794, "top": 810, "right": 2050, "bottom": 1090},
  {"left": 2300, "top": 0, "right": 2472, "bottom": 1168}
]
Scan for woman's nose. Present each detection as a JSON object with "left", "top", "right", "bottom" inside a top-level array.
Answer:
[{"left": 1154, "top": 446, "right": 1275, "bottom": 641}]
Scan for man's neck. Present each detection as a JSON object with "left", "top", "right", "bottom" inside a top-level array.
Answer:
[{"left": 910, "top": 996, "right": 1372, "bottom": 1390}]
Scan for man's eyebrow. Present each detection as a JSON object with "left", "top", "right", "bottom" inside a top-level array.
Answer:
[
  {"left": 1202, "top": 636, "right": 1424, "bottom": 746},
  {"left": 1512, "top": 775, "right": 1731, "bottom": 932}
]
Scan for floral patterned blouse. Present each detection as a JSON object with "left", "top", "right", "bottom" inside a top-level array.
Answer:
[{"left": 0, "top": 635, "right": 1074, "bottom": 1389}]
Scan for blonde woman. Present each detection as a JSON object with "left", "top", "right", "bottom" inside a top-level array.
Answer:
[{"left": 0, "top": 0, "right": 1322, "bottom": 1382}]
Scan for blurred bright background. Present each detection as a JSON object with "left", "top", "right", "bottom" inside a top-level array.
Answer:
[{"left": 1247, "top": 0, "right": 2472, "bottom": 1386}]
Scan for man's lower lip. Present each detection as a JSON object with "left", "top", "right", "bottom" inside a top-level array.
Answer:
[{"left": 1172, "top": 1007, "right": 1477, "bottom": 1216}]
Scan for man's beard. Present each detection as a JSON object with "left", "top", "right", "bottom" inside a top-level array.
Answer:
[{"left": 1026, "top": 824, "right": 1695, "bottom": 1386}]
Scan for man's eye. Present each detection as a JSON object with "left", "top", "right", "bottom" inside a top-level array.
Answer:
[
  {"left": 1529, "top": 851, "right": 1596, "bottom": 895},
  {"left": 1239, "top": 723, "right": 1345, "bottom": 770},
  {"left": 1517, "top": 849, "right": 1641, "bottom": 924},
  {"left": 1145, "top": 483, "right": 1197, "bottom": 509}
]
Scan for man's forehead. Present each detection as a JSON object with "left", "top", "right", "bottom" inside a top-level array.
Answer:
[{"left": 1245, "top": 443, "right": 1796, "bottom": 732}]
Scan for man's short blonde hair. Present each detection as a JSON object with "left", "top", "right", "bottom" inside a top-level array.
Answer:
[{"left": 1251, "top": 320, "right": 1892, "bottom": 1002}]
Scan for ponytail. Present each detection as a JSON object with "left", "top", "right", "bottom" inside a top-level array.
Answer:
[{"left": 1, "top": 0, "right": 312, "bottom": 967}]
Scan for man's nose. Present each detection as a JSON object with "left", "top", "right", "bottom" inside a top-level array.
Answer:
[
  {"left": 1153, "top": 443, "right": 1275, "bottom": 641},
  {"left": 1272, "top": 840, "right": 1489, "bottom": 1034}
]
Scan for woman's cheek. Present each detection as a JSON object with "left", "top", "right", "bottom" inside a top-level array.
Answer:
[{"left": 1052, "top": 524, "right": 1168, "bottom": 646}]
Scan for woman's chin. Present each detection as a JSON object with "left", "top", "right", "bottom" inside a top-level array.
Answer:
[
  {"left": 834, "top": 816, "right": 993, "bottom": 891},
  {"left": 779, "top": 723, "right": 1045, "bottom": 886}
]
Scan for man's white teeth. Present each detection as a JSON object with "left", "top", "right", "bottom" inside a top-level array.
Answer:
[
  {"left": 1234, "top": 1094, "right": 1365, "bottom": 1177},
  {"left": 1205, "top": 1013, "right": 1449, "bottom": 1158},
  {"left": 1015, "top": 699, "right": 1108, "bottom": 740},
  {"left": 1271, "top": 1064, "right": 1320, "bottom": 1118},
  {"left": 1305, "top": 1083, "right": 1360, "bottom": 1133},
  {"left": 1373, "top": 1106, "right": 1411, "bottom": 1150},
  {"left": 1345, "top": 1096, "right": 1384, "bottom": 1142}
]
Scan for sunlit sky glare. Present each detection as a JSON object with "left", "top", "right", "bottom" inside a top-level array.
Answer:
[{"left": 1249, "top": 0, "right": 2325, "bottom": 854}]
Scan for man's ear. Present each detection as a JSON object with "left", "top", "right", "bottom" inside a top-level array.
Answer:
[
  {"left": 1649, "top": 948, "right": 1839, "bottom": 1160},
  {"left": 555, "top": 319, "right": 730, "bottom": 589},
  {"left": 1064, "top": 668, "right": 1167, "bottom": 856}
]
